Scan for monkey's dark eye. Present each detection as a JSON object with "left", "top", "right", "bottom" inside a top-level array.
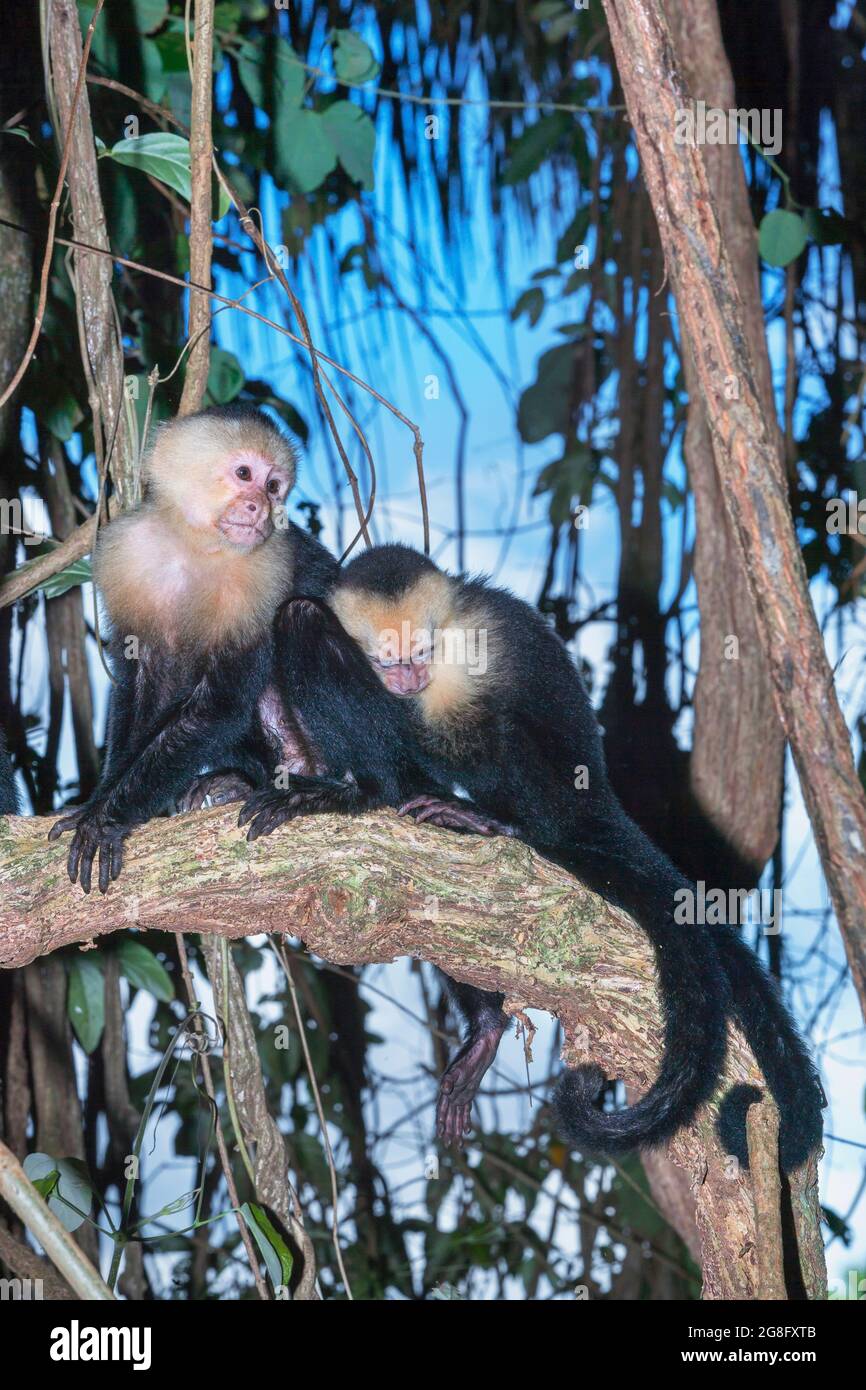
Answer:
[
  {"left": 267, "top": 479, "right": 282, "bottom": 495},
  {"left": 235, "top": 465, "right": 252, "bottom": 481}
]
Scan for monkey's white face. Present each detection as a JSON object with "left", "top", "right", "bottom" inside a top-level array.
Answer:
[{"left": 213, "top": 451, "right": 292, "bottom": 549}]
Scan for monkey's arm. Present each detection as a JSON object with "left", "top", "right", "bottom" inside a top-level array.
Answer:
[
  {"left": 50, "top": 650, "right": 266, "bottom": 893},
  {"left": 236, "top": 597, "right": 456, "bottom": 838}
]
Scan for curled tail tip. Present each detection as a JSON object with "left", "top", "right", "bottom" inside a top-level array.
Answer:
[
  {"left": 717, "top": 1080, "right": 825, "bottom": 1173},
  {"left": 553, "top": 1063, "right": 689, "bottom": 1157}
]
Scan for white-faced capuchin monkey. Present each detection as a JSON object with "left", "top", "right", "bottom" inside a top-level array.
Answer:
[
  {"left": 49, "top": 404, "right": 340, "bottom": 893},
  {"left": 235, "top": 545, "right": 825, "bottom": 1170}
]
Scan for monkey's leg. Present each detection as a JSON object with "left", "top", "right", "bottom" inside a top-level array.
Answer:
[{"left": 435, "top": 972, "right": 510, "bottom": 1148}]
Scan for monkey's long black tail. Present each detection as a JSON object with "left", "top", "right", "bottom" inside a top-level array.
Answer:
[
  {"left": 553, "top": 815, "right": 824, "bottom": 1170},
  {"left": 712, "top": 925, "right": 824, "bottom": 1170},
  {"left": 553, "top": 812, "right": 731, "bottom": 1159}
]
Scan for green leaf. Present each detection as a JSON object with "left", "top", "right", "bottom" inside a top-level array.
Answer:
[
  {"left": 555, "top": 206, "right": 591, "bottom": 264},
  {"left": 274, "top": 109, "right": 337, "bottom": 194},
  {"left": 504, "top": 113, "right": 570, "bottom": 185},
  {"left": 67, "top": 953, "right": 105, "bottom": 1054},
  {"left": 237, "top": 37, "right": 304, "bottom": 112},
  {"left": 517, "top": 343, "right": 575, "bottom": 443},
  {"left": 529, "top": 2, "right": 569, "bottom": 19},
  {"left": 39, "top": 557, "right": 93, "bottom": 600},
  {"left": 511, "top": 287, "right": 546, "bottom": 327},
  {"left": 105, "top": 132, "right": 192, "bottom": 205},
  {"left": 758, "top": 209, "right": 807, "bottom": 267},
  {"left": 803, "top": 207, "right": 848, "bottom": 247},
  {"left": 140, "top": 36, "right": 167, "bottom": 103},
  {"left": 1, "top": 126, "right": 34, "bottom": 145},
  {"left": 330, "top": 29, "right": 381, "bottom": 84},
  {"left": 133, "top": 0, "right": 169, "bottom": 33},
  {"left": 213, "top": 2, "right": 242, "bottom": 32},
  {"left": 543, "top": 11, "right": 578, "bottom": 42},
  {"left": 24, "top": 1155, "right": 92, "bottom": 1233},
  {"left": 115, "top": 939, "right": 175, "bottom": 1002},
  {"left": 321, "top": 101, "right": 375, "bottom": 189},
  {"left": 240, "top": 1202, "right": 294, "bottom": 1289},
  {"left": 205, "top": 348, "right": 245, "bottom": 405},
  {"left": 153, "top": 30, "right": 189, "bottom": 74}
]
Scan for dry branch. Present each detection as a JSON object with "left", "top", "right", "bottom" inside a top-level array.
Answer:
[{"left": 0, "top": 804, "right": 825, "bottom": 1299}]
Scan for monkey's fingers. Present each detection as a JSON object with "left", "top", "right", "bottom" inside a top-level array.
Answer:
[
  {"left": 411, "top": 801, "right": 515, "bottom": 837},
  {"left": 98, "top": 832, "right": 126, "bottom": 895},
  {"left": 397, "top": 795, "right": 440, "bottom": 817},
  {"left": 48, "top": 809, "right": 85, "bottom": 842},
  {"left": 74, "top": 833, "right": 96, "bottom": 895},
  {"left": 239, "top": 791, "right": 296, "bottom": 840},
  {"left": 436, "top": 1085, "right": 472, "bottom": 1149},
  {"left": 237, "top": 792, "right": 274, "bottom": 830}
]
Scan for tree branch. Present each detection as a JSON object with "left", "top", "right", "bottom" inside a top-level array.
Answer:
[{"left": 0, "top": 804, "right": 825, "bottom": 1299}]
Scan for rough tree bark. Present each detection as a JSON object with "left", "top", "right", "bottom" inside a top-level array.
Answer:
[
  {"left": 602, "top": 0, "right": 866, "bottom": 1017},
  {"left": 0, "top": 806, "right": 826, "bottom": 1300},
  {"left": 668, "top": 0, "right": 785, "bottom": 883}
]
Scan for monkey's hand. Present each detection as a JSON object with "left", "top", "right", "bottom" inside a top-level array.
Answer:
[
  {"left": 238, "top": 777, "right": 360, "bottom": 842},
  {"left": 48, "top": 801, "right": 132, "bottom": 895},
  {"left": 177, "top": 771, "right": 254, "bottom": 814},
  {"left": 399, "top": 795, "right": 516, "bottom": 838},
  {"left": 437, "top": 1024, "right": 505, "bottom": 1148}
]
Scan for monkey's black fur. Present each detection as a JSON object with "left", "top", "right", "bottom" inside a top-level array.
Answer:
[
  {"left": 274, "top": 545, "right": 824, "bottom": 1169},
  {"left": 0, "top": 729, "right": 18, "bottom": 815}
]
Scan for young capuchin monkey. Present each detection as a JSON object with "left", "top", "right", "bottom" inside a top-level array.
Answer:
[
  {"left": 49, "top": 407, "right": 486, "bottom": 893},
  {"left": 232, "top": 545, "right": 824, "bottom": 1169}
]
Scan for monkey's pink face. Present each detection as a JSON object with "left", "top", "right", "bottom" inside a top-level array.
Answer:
[
  {"left": 376, "top": 659, "right": 431, "bottom": 696},
  {"left": 215, "top": 452, "right": 292, "bottom": 548}
]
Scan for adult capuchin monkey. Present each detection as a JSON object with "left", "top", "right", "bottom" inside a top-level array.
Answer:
[
  {"left": 49, "top": 406, "right": 484, "bottom": 893},
  {"left": 233, "top": 545, "right": 824, "bottom": 1169},
  {"left": 48, "top": 404, "right": 341, "bottom": 892}
]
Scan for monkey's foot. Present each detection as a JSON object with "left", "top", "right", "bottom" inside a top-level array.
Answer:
[
  {"left": 436, "top": 1026, "right": 505, "bottom": 1148},
  {"left": 399, "top": 795, "right": 516, "bottom": 838},
  {"left": 48, "top": 802, "right": 132, "bottom": 895},
  {"left": 238, "top": 777, "right": 359, "bottom": 841},
  {"left": 177, "top": 771, "right": 254, "bottom": 814}
]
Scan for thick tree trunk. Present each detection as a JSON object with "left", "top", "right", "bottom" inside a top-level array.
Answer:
[
  {"left": 602, "top": 0, "right": 866, "bottom": 1017},
  {"left": 0, "top": 805, "right": 826, "bottom": 1299},
  {"left": 669, "top": 0, "right": 785, "bottom": 884}
]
